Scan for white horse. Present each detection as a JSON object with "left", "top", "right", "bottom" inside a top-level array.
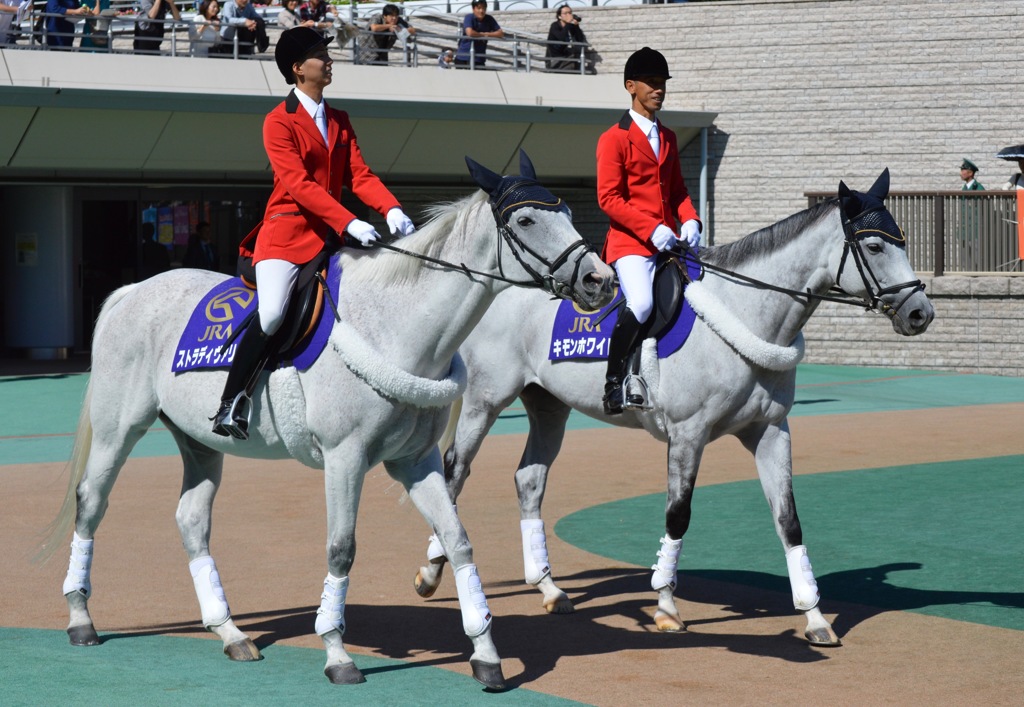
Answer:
[
  {"left": 414, "top": 170, "right": 935, "bottom": 646},
  {"left": 42, "top": 152, "right": 615, "bottom": 688}
]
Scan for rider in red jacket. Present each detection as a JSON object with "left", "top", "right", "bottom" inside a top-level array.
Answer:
[
  {"left": 595, "top": 47, "right": 701, "bottom": 415},
  {"left": 212, "top": 27, "right": 416, "bottom": 439}
]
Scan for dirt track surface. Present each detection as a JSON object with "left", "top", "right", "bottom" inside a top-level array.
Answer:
[{"left": 4, "top": 404, "right": 1023, "bottom": 705}]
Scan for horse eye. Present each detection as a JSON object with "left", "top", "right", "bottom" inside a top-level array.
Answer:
[
  {"left": 866, "top": 243, "right": 883, "bottom": 254},
  {"left": 516, "top": 216, "right": 535, "bottom": 227}
]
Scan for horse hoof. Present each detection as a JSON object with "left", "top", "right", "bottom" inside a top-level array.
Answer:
[
  {"left": 470, "top": 658, "right": 507, "bottom": 691},
  {"left": 414, "top": 570, "right": 438, "bottom": 598},
  {"left": 324, "top": 662, "right": 366, "bottom": 684},
  {"left": 543, "top": 595, "right": 574, "bottom": 614},
  {"left": 67, "top": 623, "right": 100, "bottom": 646},
  {"left": 224, "top": 638, "right": 262, "bottom": 661},
  {"left": 805, "top": 626, "right": 842, "bottom": 647},
  {"left": 654, "top": 610, "right": 686, "bottom": 633}
]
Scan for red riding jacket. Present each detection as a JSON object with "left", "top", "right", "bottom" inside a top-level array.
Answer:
[
  {"left": 248, "top": 90, "right": 401, "bottom": 266},
  {"left": 596, "top": 112, "right": 700, "bottom": 264}
]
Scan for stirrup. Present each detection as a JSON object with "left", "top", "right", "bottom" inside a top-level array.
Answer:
[
  {"left": 211, "top": 392, "right": 253, "bottom": 440},
  {"left": 622, "top": 373, "right": 651, "bottom": 411}
]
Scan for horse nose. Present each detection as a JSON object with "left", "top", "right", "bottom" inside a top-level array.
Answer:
[{"left": 908, "top": 305, "right": 934, "bottom": 333}]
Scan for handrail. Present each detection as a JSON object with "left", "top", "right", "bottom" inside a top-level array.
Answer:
[
  {"left": 807, "top": 190, "right": 1022, "bottom": 275},
  {"left": 15, "top": 5, "right": 596, "bottom": 73}
]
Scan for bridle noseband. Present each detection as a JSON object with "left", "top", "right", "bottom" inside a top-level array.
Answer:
[
  {"left": 835, "top": 202, "right": 926, "bottom": 322},
  {"left": 488, "top": 178, "right": 595, "bottom": 304}
]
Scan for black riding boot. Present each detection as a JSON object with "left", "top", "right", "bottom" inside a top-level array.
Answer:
[
  {"left": 603, "top": 307, "right": 644, "bottom": 415},
  {"left": 211, "top": 319, "right": 272, "bottom": 440}
]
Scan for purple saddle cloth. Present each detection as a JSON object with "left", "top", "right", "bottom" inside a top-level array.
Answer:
[
  {"left": 548, "top": 253, "right": 700, "bottom": 361},
  {"left": 172, "top": 258, "right": 341, "bottom": 373}
]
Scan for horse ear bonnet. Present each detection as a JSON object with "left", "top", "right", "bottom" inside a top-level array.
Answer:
[
  {"left": 840, "top": 169, "right": 904, "bottom": 246},
  {"left": 468, "top": 151, "right": 568, "bottom": 224}
]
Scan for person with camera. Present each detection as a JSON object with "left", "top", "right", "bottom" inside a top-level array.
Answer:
[{"left": 545, "top": 4, "right": 588, "bottom": 73}]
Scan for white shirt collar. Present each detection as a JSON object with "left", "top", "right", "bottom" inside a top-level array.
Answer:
[
  {"left": 293, "top": 89, "right": 324, "bottom": 122},
  {"left": 628, "top": 109, "right": 658, "bottom": 137}
]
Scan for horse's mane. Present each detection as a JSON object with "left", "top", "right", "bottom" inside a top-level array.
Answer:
[
  {"left": 700, "top": 198, "right": 838, "bottom": 269},
  {"left": 342, "top": 191, "right": 490, "bottom": 287}
]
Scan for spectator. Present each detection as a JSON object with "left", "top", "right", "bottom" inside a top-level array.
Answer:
[
  {"left": 545, "top": 4, "right": 587, "bottom": 73},
  {"left": 438, "top": 48, "right": 454, "bottom": 69},
  {"left": 140, "top": 223, "right": 171, "bottom": 280},
  {"left": 299, "top": 0, "right": 334, "bottom": 37},
  {"left": 79, "top": 0, "right": 115, "bottom": 51},
  {"left": 366, "top": 3, "right": 415, "bottom": 65},
  {"left": 133, "top": 0, "right": 181, "bottom": 55},
  {"left": 0, "top": 0, "right": 21, "bottom": 45},
  {"left": 45, "top": 0, "right": 89, "bottom": 49},
  {"left": 276, "top": 0, "right": 311, "bottom": 31},
  {"left": 960, "top": 158, "right": 984, "bottom": 191},
  {"left": 220, "top": 0, "right": 268, "bottom": 55},
  {"left": 183, "top": 221, "right": 221, "bottom": 271},
  {"left": 189, "top": 0, "right": 222, "bottom": 56},
  {"left": 995, "top": 144, "right": 1024, "bottom": 190},
  {"left": 455, "top": 0, "right": 502, "bottom": 68}
]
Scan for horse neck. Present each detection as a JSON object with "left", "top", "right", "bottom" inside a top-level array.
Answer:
[
  {"left": 709, "top": 206, "right": 843, "bottom": 346},
  {"left": 341, "top": 204, "right": 504, "bottom": 380}
]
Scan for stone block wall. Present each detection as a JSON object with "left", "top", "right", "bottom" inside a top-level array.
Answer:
[
  {"left": 801, "top": 275, "right": 1024, "bottom": 377},
  {"left": 497, "top": 0, "right": 1023, "bottom": 242},
  {"left": 492, "top": 0, "right": 1024, "bottom": 377}
]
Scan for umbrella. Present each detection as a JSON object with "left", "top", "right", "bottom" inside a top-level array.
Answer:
[{"left": 995, "top": 143, "right": 1024, "bottom": 160}]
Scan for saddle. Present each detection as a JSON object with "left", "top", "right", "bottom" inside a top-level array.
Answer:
[
  {"left": 623, "top": 252, "right": 692, "bottom": 403},
  {"left": 227, "top": 238, "right": 339, "bottom": 362}
]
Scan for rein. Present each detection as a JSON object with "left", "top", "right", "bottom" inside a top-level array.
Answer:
[
  {"left": 351, "top": 189, "right": 596, "bottom": 304},
  {"left": 677, "top": 204, "right": 925, "bottom": 323}
]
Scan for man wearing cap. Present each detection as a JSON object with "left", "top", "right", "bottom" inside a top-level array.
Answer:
[
  {"left": 960, "top": 159, "right": 985, "bottom": 191},
  {"left": 211, "top": 27, "right": 416, "bottom": 439},
  {"left": 595, "top": 46, "right": 701, "bottom": 415}
]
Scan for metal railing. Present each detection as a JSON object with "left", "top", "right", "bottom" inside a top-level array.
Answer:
[{"left": 807, "top": 190, "right": 1022, "bottom": 275}]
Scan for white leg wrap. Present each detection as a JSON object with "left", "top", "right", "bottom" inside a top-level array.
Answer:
[
  {"left": 314, "top": 573, "right": 349, "bottom": 637},
  {"left": 426, "top": 504, "right": 457, "bottom": 562},
  {"left": 189, "top": 556, "right": 231, "bottom": 628},
  {"left": 62, "top": 532, "right": 94, "bottom": 598},
  {"left": 650, "top": 534, "right": 682, "bottom": 592},
  {"left": 786, "top": 545, "right": 820, "bottom": 611},
  {"left": 454, "top": 564, "right": 492, "bottom": 637},
  {"left": 520, "top": 519, "right": 551, "bottom": 585},
  {"left": 426, "top": 534, "right": 446, "bottom": 562}
]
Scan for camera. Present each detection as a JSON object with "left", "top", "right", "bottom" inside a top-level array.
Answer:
[{"left": 573, "top": 14, "right": 581, "bottom": 22}]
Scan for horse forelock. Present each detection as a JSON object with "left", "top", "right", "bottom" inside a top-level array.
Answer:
[
  {"left": 701, "top": 199, "right": 838, "bottom": 270},
  {"left": 343, "top": 191, "right": 490, "bottom": 287}
]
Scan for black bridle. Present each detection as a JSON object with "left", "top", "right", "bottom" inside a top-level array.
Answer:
[
  {"left": 355, "top": 181, "right": 597, "bottom": 305},
  {"left": 675, "top": 201, "right": 926, "bottom": 323}
]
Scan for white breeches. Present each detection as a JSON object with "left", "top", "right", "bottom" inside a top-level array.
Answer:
[
  {"left": 254, "top": 258, "right": 299, "bottom": 336},
  {"left": 614, "top": 254, "right": 657, "bottom": 324}
]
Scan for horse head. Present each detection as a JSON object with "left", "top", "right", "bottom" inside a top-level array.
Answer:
[
  {"left": 833, "top": 169, "right": 934, "bottom": 335},
  {"left": 465, "top": 150, "right": 614, "bottom": 310}
]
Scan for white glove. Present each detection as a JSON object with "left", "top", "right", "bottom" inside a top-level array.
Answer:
[
  {"left": 679, "top": 219, "right": 701, "bottom": 248},
  {"left": 650, "top": 224, "right": 677, "bottom": 252},
  {"left": 345, "top": 219, "right": 380, "bottom": 246},
  {"left": 386, "top": 207, "right": 416, "bottom": 237}
]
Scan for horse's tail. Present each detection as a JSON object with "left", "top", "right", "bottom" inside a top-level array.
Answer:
[
  {"left": 34, "top": 284, "right": 136, "bottom": 564},
  {"left": 438, "top": 395, "right": 463, "bottom": 455}
]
